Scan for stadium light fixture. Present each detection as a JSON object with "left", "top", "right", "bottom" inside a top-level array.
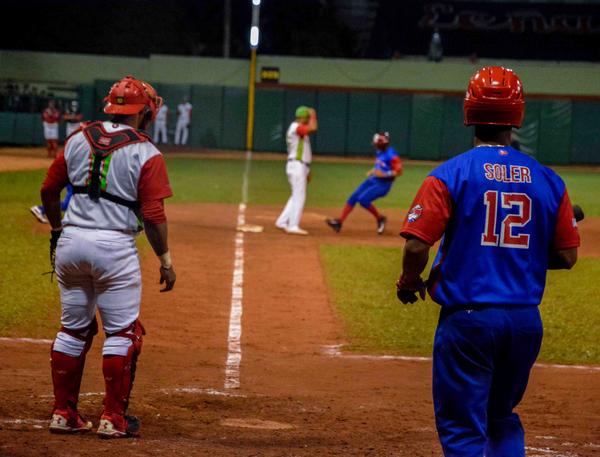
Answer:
[
  {"left": 250, "top": 26, "right": 259, "bottom": 48},
  {"left": 249, "top": 0, "right": 261, "bottom": 49}
]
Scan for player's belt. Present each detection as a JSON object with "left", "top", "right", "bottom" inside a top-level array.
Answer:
[{"left": 288, "top": 158, "right": 310, "bottom": 167}]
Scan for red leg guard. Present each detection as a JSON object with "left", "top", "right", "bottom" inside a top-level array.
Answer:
[
  {"left": 102, "top": 320, "right": 145, "bottom": 418},
  {"left": 51, "top": 318, "right": 98, "bottom": 413}
]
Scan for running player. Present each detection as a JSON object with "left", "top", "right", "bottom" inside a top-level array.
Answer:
[{"left": 326, "top": 132, "right": 402, "bottom": 235}]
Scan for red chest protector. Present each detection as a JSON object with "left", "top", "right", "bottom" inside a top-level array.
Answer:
[{"left": 71, "top": 121, "right": 151, "bottom": 216}]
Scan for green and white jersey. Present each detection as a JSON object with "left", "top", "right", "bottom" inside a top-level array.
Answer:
[{"left": 286, "top": 121, "right": 312, "bottom": 164}]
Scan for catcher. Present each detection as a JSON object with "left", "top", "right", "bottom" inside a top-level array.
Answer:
[
  {"left": 326, "top": 132, "right": 402, "bottom": 235},
  {"left": 41, "top": 76, "right": 176, "bottom": 438}
]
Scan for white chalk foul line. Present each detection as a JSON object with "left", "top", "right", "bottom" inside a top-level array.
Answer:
[
  {"left": 0, "top": 337, "right": 52, "bottom": 345},
  {"left": 224, "top": 150, "right": 252, "bottom": 390},
  {"left": 323, "top": 345, "right": 600, "bottom": 372}
]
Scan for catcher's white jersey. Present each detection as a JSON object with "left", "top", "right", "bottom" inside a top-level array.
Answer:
[
  {"left": 62, "top": 121, "right": 162, "bottom": 232},
  {"left": 286, "top": 121, "right": 312, "bottom": 164}
]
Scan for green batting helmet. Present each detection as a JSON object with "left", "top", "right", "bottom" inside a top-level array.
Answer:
[{"left": 295, "top": 106, "right": 310, "bottom": 119}]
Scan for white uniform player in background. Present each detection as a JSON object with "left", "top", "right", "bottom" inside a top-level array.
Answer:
[
  {"left": 63, "top": 100, "right": 84, "bottom": 137},
  {"left": 153, "top": 103, "right": 168, "bottom": 144},
  {"left": 41, "top": 76, "right": 176, "bottom": 439},
  {"left": 174, "top": 96, "right": 192, "bottom": 146},
  {"left": 275, "top": 106, "right": 318, "bottom": 235}
]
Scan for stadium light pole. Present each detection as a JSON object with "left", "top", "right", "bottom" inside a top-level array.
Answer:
[{"left": 246, "top": 0, "right": 260, "bottom": 151}]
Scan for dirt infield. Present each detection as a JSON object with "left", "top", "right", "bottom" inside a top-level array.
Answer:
[{"left": 0, "top": 201, "right": 599, "bottom": 456}]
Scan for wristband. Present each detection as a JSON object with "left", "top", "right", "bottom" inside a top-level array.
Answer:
[{"left": 159, "top": 250, "right": 172, "bottom": 269}]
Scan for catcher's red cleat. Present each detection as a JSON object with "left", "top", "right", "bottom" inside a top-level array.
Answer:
[
  {"left": 97, "top": 413, "right": 140, "bottom": 439},
  {"left": 49, "top": 408, "right": 93, "bottom": 434}
]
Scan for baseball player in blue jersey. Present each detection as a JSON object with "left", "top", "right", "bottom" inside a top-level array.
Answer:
[
  {"left": 326, "top": 132, "right": 402, "bottom": 235},
  {"left": 30, "top": 184, "right": 74, "bottom": 224},
  {"left": 396, "top": 66, "right": 580, "bottom": 457}
]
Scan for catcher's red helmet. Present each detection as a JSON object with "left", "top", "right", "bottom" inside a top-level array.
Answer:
[
  {"left": 373, "top": 131, "right": 390, "bottom": 150},
  {"left": 463, "top": 66, "right": 524, "bottom": 128},
  {"left": 103, "top": 76, "right": 163, "bottom": 120}
]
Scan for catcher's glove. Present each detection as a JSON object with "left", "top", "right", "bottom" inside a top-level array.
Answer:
[
  {"left": 572, "top": 204, "right": 584, "bottom": 222},
  {"left": 44, "top": 228, "right": 62, "bottom": 282},
  {"left": 396, "top": 274, "right": 427, "bottom": 304}
]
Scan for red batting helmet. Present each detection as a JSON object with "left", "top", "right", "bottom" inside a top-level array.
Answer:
[
  {"left": 103, "top": 76, "right": 163, "bottom": 120},
  {"left": 463, "top": 66, "right": 525, "bottom": 128},
  {"left": 373, "top": 131, "right": 390, "bottom": 150}
]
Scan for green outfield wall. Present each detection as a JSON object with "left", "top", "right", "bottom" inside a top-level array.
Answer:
[{"left": 1, "top": 51, "right": 600, "bottom": 163}]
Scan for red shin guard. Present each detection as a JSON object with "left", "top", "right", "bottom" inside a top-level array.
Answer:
[
  {"left": 51, "top": 318, "right": 98, "bottom": 412},
  {"left": 102, "top": 320, "right": 145, "bottom": 417}
]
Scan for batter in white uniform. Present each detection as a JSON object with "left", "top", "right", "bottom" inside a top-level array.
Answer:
[
  {"left": 153, "top": 103, "right": 169, "bottom": 144},
  {"left": 41, "top": 76, "right": 176, "bottom": 439},
  {"left": 174, "top": 97, "right": 192, "bottom": 146},
  {"left": 275, "top": 106, "right": 318, "bottom": 235}
]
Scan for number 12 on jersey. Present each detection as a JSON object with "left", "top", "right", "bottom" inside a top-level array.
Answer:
[{"left": 481, "top": 191, "right": 532, "bottom": 249}]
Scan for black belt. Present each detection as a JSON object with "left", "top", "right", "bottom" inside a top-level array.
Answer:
[{"left": 288, "top": 158, "right": 310, "bottom": 167}]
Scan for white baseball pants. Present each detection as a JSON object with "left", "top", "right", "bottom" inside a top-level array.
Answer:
[
  {"left": 43, "top": 122, "right": 59, "bottom": 140},
  {"left": 276, "top": 160, "right": 309, "bottom": 230},
  {"left": 55, "top": 226, "right": 141, "bottom": 355},
  {"left": 175, "top": 119, "right": 189, "bottom": 145},
  {"left": 153, "top": 121, "right": 168, "bottom": 144}
]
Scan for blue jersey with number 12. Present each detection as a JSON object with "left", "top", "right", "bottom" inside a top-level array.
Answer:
[{"left": 403, "top": 145, "right": 579, "bottom": 308}]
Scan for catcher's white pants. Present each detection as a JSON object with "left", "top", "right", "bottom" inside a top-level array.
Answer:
[
  {"left": 55, "top": 226, "right": 141, "bottom": 336},
  {"left": 153, "top": 121, "right": 168, "bottom": 144},
  {"left": 276, "top": 160, "right": 309, "bottom": 230},
  {"left": 175, "top": 119, "right": 189, "bottom": 145}
]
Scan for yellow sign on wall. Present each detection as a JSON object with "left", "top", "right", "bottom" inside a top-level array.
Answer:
[{"left": 260, "top": 67, "right": 280, "bottom": 83}]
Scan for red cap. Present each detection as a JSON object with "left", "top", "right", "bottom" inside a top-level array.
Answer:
[
  {"left": 103, "top": 76, "right": 163, "bottom": 120},
  {"left": 464, "top": 66, "right": 525, "bottom": 128}
]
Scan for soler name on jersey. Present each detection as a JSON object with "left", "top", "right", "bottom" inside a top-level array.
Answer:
[{"left": 483, "top": 163, "right": 532, "bottom": 183}]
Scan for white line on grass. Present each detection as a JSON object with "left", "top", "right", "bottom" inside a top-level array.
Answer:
[
  {"left": 224, "top": 150, "right": 252, "bottom": 390},
  {"left": 323, "top": 345, "right": 600, "bottom": 372}
]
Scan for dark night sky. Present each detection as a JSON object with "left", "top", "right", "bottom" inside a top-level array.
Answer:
[
  {"left": 1, "top": 0, "right": 357, "bottom": 58},
  {"left": 2, "top": 0, "right": 600, "bottom": 61}
]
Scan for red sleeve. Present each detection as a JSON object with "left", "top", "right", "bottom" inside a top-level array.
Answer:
[
  {"left": 391, "top": 155, "right": 403, "bottom": 175},
  {"left": 296, "top": 124, "right": 309, "bottom": 137},
  {"left": 400, "top": 176, "right": 452, "bottom": 246},
  {"left": 138, "top": 154, "right": 173, "bottom": 224},
  {"left": 40, "top": 152, "right": 69, "bottom": 200},
  {"left": 553, "top": 190, "right": 580, "bottom": 250}
]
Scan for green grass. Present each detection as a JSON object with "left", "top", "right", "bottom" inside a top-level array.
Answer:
[
  {"left": 0, "top": 169, "right": 60, "bottom": 337},
  {"left": 321, "top": 244, "right": 600, "bottom": 365},
  {"left": 1, "top": 156, "right": 599, "bottom": 343},
  {"left": 556, "top": 170, "right": 600, "bottom": 218},
  {"left": 164, "top": 156, "right": 600, "bottom": 216}
]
